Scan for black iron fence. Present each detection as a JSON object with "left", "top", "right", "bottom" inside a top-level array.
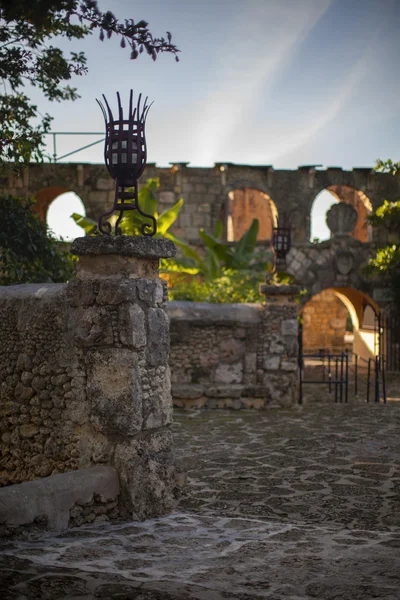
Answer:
[
  {"left": 298, "top": 349, "right": 387, "bottom": 405},
  {"left": 379, "top": 312, "right": 400, "bottom": 373},
  {"left": 352, "top": 354, "right": 387, "bottom": 404},
  {"left": 298, "top": 350, "right": 349, "bottom": 405}
]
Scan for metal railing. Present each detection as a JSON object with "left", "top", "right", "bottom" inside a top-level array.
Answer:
[
  {"left": 46, "top": 132, "right": 105, "bottom": 162},
  {"left": 299, "top": 349, "right": 387, "bottom": 405},
  {"left": 298, "top": 349, "right": 349, "bottom": 405},
  {"left": 352, "top": 354, "right": 387, "bottom": 403}
]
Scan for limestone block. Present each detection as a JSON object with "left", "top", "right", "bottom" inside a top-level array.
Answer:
[
  {"left": 118, "top": 304, "right": 146, "bottom": 349},
  {"left": 137, "top": 279, "right": 156, "bottom": 305},
  {"left": 263, "top": 356, "right": 281, "bottom": 370},
  {"left": 330, "top": 318, "right": 345, "bottom": 329},
  {"left": 244, "top": 352, "right": 257, "bottom": 372},
  {"left": 159, "top": 191, "right": 175, "bottom": 204},
  {"left": 269, "top": 340, "right": 285, "bottom": 354},
  {"left": 67, "top": 280, "right": 96, "bottom": 307},
  {"left": 220, "top": 338, "right": 245, "bottom": 363},
  {"left": 147, "top": 308, "right": 169, "bottom": 367},
  {"left": 215, "top": 362, "right": 243, "bottom": 384},
  {"left": 72, "top": 306, "right": 113, "bottom": 347},
  {"left": 142, "top": 366, "right": 172, "bottom": 429},
  {"left": 172, "top": 384, "right": 204, "bottom": 399},
  {"left": 113, "top": 429, "right": 175, "bottom": 519},
  {"left": 86, "top": 348, "right": 142, "bottom": 435},
  {"left": 281, "top": 360, "right": 297, "bottom": 372},
  {"left": 96, "top": 280, "right": 137, "bottom": 305},
  {"left": 96, "top": 178, "right": 115, "bottom": 190},
  {"left": 204, "top": 384, "right": 242, "bottom": 398},
  {"left": 153, "top": 280, "right": 164, "bottom": 306},
  {"left": 77, "top": 256, "right": 159, "bottom": 280},
  {"left": 263, "top": 373, "right": 297, "bottom": 407},
  {"left": 0, "top": 466, "right": 120, "bottom": 532},
  {"left": 281, "top": 319, "right": 298, "bottom": 336}
]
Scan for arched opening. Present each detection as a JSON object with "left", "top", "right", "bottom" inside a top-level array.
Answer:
[
  {"left": 226, "top": 188, "right": 278, "bottom": 242},
  {"left": 301, "top": 287, "right": 379, "bottom": 360},
  {"left": 310, "top": 185, "right": 373, "bottom": 243},
  {"left": 46, "top": 192, "right": 86, "bottom": 242}
]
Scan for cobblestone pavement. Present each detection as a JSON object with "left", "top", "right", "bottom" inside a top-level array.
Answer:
[{"left": 1, "top": 399, "right": 400, "bottom": 599}]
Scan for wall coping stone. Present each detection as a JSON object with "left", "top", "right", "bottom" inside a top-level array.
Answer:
[
  {"left": 167, "top": 300, "right": 262, "bottom": 325},
  {"left": 0, "top": 466, "right": 120, "bottom": 532},
  {"left": 0, "top": 283, "right": 66, "bottom": 300},
  {"left": 70, "top": 236, "right": 177, "bottom": 259}
]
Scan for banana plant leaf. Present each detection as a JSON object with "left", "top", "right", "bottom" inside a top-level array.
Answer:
[
  {"left": 156, "top": 199, "right": 184, "bottom": 236},
  {"left": 165, "top": 233, "right": 207, "bottom": 274},
  {"left": 71, "top": 213, "right": 97, "bottom": 235},
  {"left": 231, "top": 219, "right": 259, "bottom": 268},
  {"left": 198, "top": 229, "right": 232, "bottom": 264}
]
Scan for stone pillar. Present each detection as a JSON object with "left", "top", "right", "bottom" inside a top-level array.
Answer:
[
  {"left": 259, "top": 284, "right": 300, "bottom": 407},
  {"left": 68, "top": 236, "right": 177, "bottom": 519}
]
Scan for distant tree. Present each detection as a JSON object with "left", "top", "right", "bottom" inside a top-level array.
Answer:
[
  {"left": 0, "top": 0, "right": 179, "bottom": 167},
  {"left": 364, "top": 160, "right": 400, "bottom": 313},
  {"left": 375, "top": 158, "right": 400, "bottom": 176},
  {"left": 0, "top": 195, "right": 75, "bottom": 284}
]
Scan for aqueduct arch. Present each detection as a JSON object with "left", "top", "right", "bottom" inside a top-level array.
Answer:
[
  {"left": 2, "top": 162, "right": 399, "bottom": 246},
  {"left": 224, "top": 187, "right": 278, "bottom": 242},
  {"left": 301, "top": 286, "right": 380, "bottom": 360},
  {"left": 310, "top": 184, "right": 373, "bottom": 243}
]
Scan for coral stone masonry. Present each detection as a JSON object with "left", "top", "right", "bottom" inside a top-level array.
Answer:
[{"left": 0, "top": 236, "right": 178, "bottom": 523}]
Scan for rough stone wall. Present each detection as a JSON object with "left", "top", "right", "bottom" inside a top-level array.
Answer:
[
  {"left": 0, "top": 237, "right": 177, "bottom": 519},
  {"left": 0, "top": 285, "right": 79, "bottom": 486},
  {"left": 168, "top": 299, "right": 298, "bottom": 409},
  {"left": 302, "top": 289, "right": 349, "bottom": 352},
  {"left": 286, "top": 236, "right": 375, "bottom": 298}
]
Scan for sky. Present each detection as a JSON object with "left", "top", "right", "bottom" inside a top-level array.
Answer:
[{"left": 35, "top": 0, "right": 400, "bottom": 239}]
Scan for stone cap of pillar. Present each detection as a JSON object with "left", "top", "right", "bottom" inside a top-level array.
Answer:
[
  {"left": 71, "top": 235, "right": 177, "bottom": 259},
  {"left": 260, "top": 283, "right": 301, "bottom": 303}
]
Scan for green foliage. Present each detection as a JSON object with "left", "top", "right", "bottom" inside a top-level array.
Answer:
[
  {"left": 0, "top": 195, "right": 76, "bottom": 284},
  {"left": 367, "top": 199, "right": 400, "bottom": 232},
  {"left": 365, "top": 245, "right": 400, "bottom": 306},
  {"left": 169, "top": 270, "right": 265, "bottom": 304},
  {"left": 365, "top": 245, "right": 400, "bottom": 276},
  {"left": 0, "top": 1, "right": 179, "bottom": 167},
  {"left": 366, "top": 157, "right": 400, "bottom": 311},
  {"left": 72, "top": 178, "right": 184, "bottom": 238},
  {"left": 168, "top": 218, "right": 275, "bottom": 281},
  {"left": 375, "top": 158, "right": 400, "bottom": 176}
]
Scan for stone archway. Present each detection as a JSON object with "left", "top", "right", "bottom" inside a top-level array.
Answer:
[
  {"left": 310, "top": 185, "right": 373, "bottom": 243},
  {"left": 301, "top": 286, "right": 380, "bottom": 361},
  {"left": 47, "top": 192, "right": 87, "bottom": 241},
  {"left": 224, "top": 187, "right": 278, "bottom": 242},
  {"left": 33, "top": 186, "right": 69, "bottom": 221}
]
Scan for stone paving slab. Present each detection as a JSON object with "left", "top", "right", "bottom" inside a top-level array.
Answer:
[{"left": 1, "top": 402, "right": 400, "bottom": 599}]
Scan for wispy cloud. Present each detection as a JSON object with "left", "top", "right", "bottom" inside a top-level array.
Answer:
[{"left": 193, "top": 0, "right": 332, "bottom": 165}]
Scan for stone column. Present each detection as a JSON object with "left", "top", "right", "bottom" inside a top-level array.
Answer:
[
  {"left": 67, "top": 236, "right": 177, "bottom": 519},
  {"left": 259, "top": 284, "right": 300, "bottom": 407}
]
